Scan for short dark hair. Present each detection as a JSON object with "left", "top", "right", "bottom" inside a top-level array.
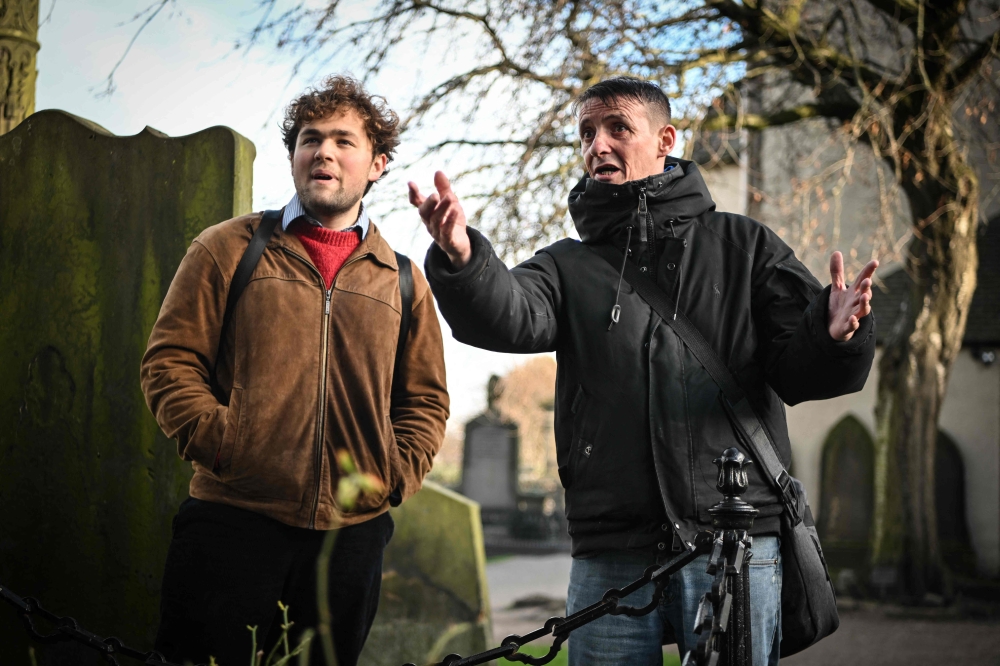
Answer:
[
  {"left": 573, "top": 76, "right": 672, "bottom": 125},
  {"left": 281, "top": 75, "right": 401, "bottom": 193}
]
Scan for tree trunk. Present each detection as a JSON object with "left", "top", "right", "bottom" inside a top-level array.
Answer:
[{"left": 870, "top": 124, "right": 980, "bottom": 599}]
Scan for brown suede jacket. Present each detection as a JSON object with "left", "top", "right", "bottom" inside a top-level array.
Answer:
[{"left": 141, "top": 212, "right": 449, "bottom": 530}]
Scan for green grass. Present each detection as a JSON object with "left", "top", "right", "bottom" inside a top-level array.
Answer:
[{"left": 510, "top": 644, "right": 682, "bottom": 665}]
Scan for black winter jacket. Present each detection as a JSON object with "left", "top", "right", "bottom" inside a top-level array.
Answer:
[{"left": 425, "top": 157, "right": 875, "bottom": 556}]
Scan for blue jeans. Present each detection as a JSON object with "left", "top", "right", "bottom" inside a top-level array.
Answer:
[{"left": 567, "top": 537, "right": 781, "bottom": 666}]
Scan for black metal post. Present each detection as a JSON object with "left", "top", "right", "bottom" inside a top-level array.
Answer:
[{"left": 708, "top": 447, "right": 758, "bottom": 666}]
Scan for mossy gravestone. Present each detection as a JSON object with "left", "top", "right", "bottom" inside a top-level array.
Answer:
[
  {"left": 363, "top": 482, "right": 494, "bottom": 666},
  {"left": 0, "top": 110, "right": 254, "bottom": 665}
]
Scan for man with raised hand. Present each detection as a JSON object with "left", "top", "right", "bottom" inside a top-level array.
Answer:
[
  {"left": 142, "top": 76, "right": 448, "bottom": 666},
  {"left": 411, "top": 76, "right": 876, "bottom": 666}
]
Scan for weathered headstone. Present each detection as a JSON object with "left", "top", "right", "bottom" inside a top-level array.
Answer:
[
  {"left": 462, "top": 415, "right": 519, "bottom": 515},
  {"left": 363, "top": 482, "right": 493, "bottom": 666},
  {"left": 0, "top": 110, "right": 254, "bottom": 664},
  {"left": 817, "top": 414, "right": 875, "bottom": 571},
  {"left": 460, "top": 376, "right": 519, "bottom": 530},
  {"left": 936, "top": 431, "right": 976, "bottom": 575}
]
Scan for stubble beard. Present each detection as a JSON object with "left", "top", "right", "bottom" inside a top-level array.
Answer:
[{"left": 297, "top": 180, "right": 366, "bottom": 220}]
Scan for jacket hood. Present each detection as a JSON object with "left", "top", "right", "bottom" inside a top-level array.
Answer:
[{"left": 568, "top": 156, "right": 717, "bottom": 243}]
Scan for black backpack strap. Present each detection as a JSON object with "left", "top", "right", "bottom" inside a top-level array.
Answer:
[
  {"left": 214, "top": 209, "right": 281, "bottom": 371},
  {"left": 392, "top": 251, "right": 414, "bottom": 396},
  {"left": 224, "top": 210, "right": 282, "bottom": 327},
  {"left": 387, "top": 251, "right": 413, "bottom": 507},
  {"left": 590, "top": 243, "right": 801, "bottom": 522}
]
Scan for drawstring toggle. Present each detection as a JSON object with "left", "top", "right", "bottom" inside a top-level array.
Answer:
[{"left": 609, "top": 226, "right": 634, "bottom": 331}]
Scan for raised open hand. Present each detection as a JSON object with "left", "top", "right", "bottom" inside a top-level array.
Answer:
[
  {"left": 408, "top": 171, "right": 472, "bottom": 269},
  {"left": 828, "top": 251, "right": 879, "bottom": 341}
]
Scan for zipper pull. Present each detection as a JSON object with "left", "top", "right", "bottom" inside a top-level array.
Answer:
[
  {"left": 638, "top": 186, "right": 649, "bottom": 243},
  {"left": 325, "top": 290, "right": 332, "bottom": 315}
]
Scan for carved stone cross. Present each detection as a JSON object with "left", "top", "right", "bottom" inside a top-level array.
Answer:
[{"left": 0, "top": 0, "right": 39, "bottom": 136}]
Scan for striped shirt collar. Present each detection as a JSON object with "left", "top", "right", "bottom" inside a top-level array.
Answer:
[{"left": 281, "top": 193, "right": 370, "bottom": 239}]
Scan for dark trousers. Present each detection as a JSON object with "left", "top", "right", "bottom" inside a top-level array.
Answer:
[{"left": 154, "top": 498, "right": 393, "bottom": 666}]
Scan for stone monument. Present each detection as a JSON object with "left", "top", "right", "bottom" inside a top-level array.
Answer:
[
  {"left": 363, "top": 482, "right": 493, "bottom": 666},
  {"left": 0, "top": 0, "right": 39, "bottom": 136},
  {"left": 461, "top": 376, "right": 520, "bottom": 527},
  {"left": 0, "top": 110, "right": 254, "bottom": 663}
]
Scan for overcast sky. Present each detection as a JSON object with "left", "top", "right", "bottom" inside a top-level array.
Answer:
[{"left": 35, "top": 0, "right": 546, "bottom": 426}]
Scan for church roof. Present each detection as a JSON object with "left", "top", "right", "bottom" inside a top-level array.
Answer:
[{"left": 871, "top": 218, "right": 1000, "bottom": 346}]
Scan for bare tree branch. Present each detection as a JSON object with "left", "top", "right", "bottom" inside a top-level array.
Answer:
[
  {"left": 94, "top": 0, "right": 174, "bottom": 98},
  {"left": 948, "top": 30, "right": 1000, "bottom": 89}
]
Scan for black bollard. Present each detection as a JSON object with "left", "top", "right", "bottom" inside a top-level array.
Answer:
[{"left": 708, "top": 447, "right": 758, "bottom": 666}]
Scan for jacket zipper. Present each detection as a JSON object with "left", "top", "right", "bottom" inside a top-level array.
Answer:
[
  {"left": 637, "top": 186, "right": 648, "bottom": 243},
  {"left": 280, "top": 245, "right": 366, "bottom": 529},
  {"left": 311, "top": 286, "right": 332, "bottom": 529},
  {"left": 638, "top": 185, "right": 657, "bottom": 275}
]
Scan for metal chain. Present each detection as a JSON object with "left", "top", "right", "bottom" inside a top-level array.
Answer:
[
  {"left": 403, "top": 532, "right": 717, "bottom": 666},
  {"left": 1, "top": 584, "right": 203, "bottom": 666}
]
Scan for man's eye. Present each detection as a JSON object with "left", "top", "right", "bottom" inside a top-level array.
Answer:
[
  {"left": 303, "top": 137, "right": 318, "bottom": 144},
  {"left": 613, "top": 124, "right": 628, "bottom": 133}
]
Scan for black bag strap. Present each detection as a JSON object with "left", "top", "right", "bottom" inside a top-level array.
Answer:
[
  {"left": 388, "top": 252, "right": 413, "bottom": 507},
  {"left": 591, "top": 243, "right": 802, "bottom": 523},
  {"left": 392, "top": 251, "right": 414, "bottom": 397},
  {"left": 223, "top": 209, "right": 282, "bottom": 331}
]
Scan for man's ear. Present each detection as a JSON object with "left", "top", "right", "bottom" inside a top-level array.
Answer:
[
  {"left": 369, "top": 153, "right": 389, "bottom": 182},
  {"left": 657, "top": 124, "right": 677, "bottom": 159}
]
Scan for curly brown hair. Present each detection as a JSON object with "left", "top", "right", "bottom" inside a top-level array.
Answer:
[{"left": 281, "top": 75, "right": 401, "bottom": 193}]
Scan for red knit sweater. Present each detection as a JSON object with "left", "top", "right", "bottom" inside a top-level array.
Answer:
[{"left": 290, "top": 219, "right": 362, "bottom": 289}]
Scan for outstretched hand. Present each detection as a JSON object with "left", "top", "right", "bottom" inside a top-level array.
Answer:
[
  {"left": 828, "top": 252, "right": 879, "bottom": 341},
  {"left": 408, "top": 171, "right": 472, "bottom": 269}
]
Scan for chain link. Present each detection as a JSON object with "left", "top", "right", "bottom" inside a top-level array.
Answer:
[
  {"left": 403, "top": 530, "right": 731, "bottom": 666},
  {"left": 402, "top": 523, "right": 754, "bottom": 666},
  {"left": 1, "top": 584, "right": 203, "bottom": 666},
  {"left": 3, "top": 469, "right": 753, "bottom": 666},
  {"left": 2, "top": 535, "right": 749, "bottom": 666}
]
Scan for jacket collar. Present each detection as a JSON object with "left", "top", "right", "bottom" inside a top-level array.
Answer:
[
  {"left": 568, "top": 156, "right": 717, "bottom": 243},
  {"left": 255, "top": 210, "right": 399, "bottom": 271}
]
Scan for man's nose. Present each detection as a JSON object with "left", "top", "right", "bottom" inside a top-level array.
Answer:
[
  {"left": 314, "top": 138, "right": 334, "bottom": 160},
  {"left": 590, "top": 130, "right": 611, "bottom": 155}
]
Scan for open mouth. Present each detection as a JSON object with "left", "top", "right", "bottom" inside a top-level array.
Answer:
[
  {"left": 311, "top": 171, "right": 335, "bottom": 181},
  {"left": 594, "top": 165, "right": 621, "bottom": 177}
]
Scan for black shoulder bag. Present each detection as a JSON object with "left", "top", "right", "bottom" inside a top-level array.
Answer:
[
  {"left": 592, "top": 243, "right": 838, "bottom": 658},
  {"left": 222, "top": 210, "right": 414, "bottom": 507}
]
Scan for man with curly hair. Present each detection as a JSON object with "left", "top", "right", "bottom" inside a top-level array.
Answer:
[{"left": 141, "top": 76, "right": 449, "bottom": 666}]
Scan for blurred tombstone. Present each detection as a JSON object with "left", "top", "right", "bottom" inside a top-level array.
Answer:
[
  {"left": 936, "top": 431, "right": 976, "bottom": 575},
  {"left": 461, "top": 376, "right": 520, "bottom": 533},
  {"left": 362, "top": 482, "right": 494, "bottom": 666},
  {"left": 817, "top": 414, "right": 875, "bottom": 572},
  {"left": 0, "top": 110, "right": 254, "bottom": 663}
]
